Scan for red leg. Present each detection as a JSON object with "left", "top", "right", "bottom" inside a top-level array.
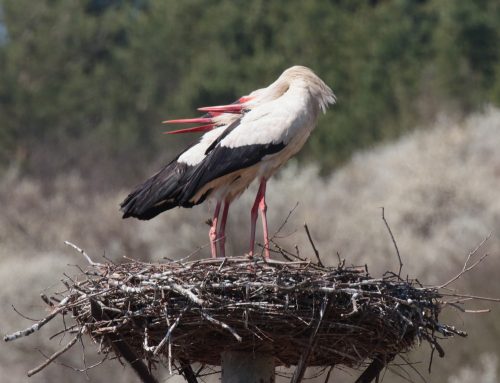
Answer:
[
  {"left": 209, "top": 201, "right": 221, "bottom": 258},
  {"left": 258, "top": 181, "right": 270, "bottom": 260},
  {"left": 248, "top": 179, "right": 266, "bottom": 258},
  {"left": 218, "top": 199, "right": 230, "bottom": 258}
]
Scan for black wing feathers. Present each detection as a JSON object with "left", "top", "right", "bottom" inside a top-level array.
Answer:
[
  {"left": 179, "top": 141, "right": 285, "bottom": 205},
  {"left": 204, "top": 118, "right": 241, "bottom": 155},
  {"left": 120, "top": 158, "right": 196, "bottom": 220}
]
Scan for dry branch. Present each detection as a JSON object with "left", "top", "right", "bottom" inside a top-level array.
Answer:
[
  {"left": 439, "top": 234, "right": 490, "bottom": 289},
  {"left": 381, "top": 207, "right": 403, "bottom": 276},
  {"left": 304, "top": 223, "right": 324, "bottom": 267},
  {"left": 27, "top": 329, "right": 82, "bottom": 377}
]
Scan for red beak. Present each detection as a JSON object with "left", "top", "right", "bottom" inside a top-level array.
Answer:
[
  {"left": 162, "top": 117, "right": 213, "bottom": 125},
  {"left": 238, "top": 96, "right": 253, "bottom": 103},
  {"left": 197, "top": 104, "right": 244, "bottom": 114},
  {"left": 163, "top": 124, "right": 215, "bottom": 135},
  {"left": 207, "top": 111, "right": 223, "bottom": 117}
]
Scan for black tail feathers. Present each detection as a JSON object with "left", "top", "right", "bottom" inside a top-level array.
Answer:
[{"left": 120, "top": 161, "right": 193, "bottom": 220}]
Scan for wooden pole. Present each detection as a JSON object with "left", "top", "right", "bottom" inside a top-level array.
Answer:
[{"left": 221, "top": 351, "right": 275, "bottom": 383}]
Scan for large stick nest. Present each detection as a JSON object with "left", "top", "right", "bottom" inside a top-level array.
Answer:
[{"left": 10, "top": 254, "right": 466, "bottom": 373}]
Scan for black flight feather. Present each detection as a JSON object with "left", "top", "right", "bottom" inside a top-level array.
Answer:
[
  {"left": 179, "top": 141, "right": 286, "bottom": 205},
  {"left": 120, "top": 158, "right": 197, "bottom": 220}
]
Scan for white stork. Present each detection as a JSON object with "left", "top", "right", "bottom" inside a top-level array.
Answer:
[{"left": 121, "top": 65, "right": 335, "bottom": 259}]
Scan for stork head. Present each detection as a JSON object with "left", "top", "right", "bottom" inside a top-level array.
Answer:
[
  {"left": 230, "top": 66, "right": 335, "bottom": 114},
  {"left": 273, "top": 66, "right": 336, "bottom": 113},
  {"left": 164, "top": 66, "right": 335, "bottom": 135},
  {"left": 196, "top": 66, "right": 336, "bottom": 115}
]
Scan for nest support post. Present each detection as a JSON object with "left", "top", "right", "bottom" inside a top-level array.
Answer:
[{"left": 221, "top": 351, "right": 275, "bottom": 383}]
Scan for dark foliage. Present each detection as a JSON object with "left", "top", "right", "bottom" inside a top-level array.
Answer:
[{"left": 0, "top": 0, "right": 499, "bottom": 179}]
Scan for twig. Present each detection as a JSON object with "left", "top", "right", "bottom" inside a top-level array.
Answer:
[
  {"left": 387, "top": 362, "right": 422, "bottom": 383},
  {"left": 11, "top": 305, "right": 41, "bottom": 322},
  {"left": 49, "top": 325, "right": 80, "bottom": 341},
  {"left": 167, "top": 314, "right": 173, "bottom": 374},
  {"left": 143, "top": 327, "right": 156, "bottom": 352},
  {"left": 40, "top": 293, "right": 54, "bottom": 307},
  {"left": 271, "top": 202, "right": 299, "bottom": 240},
  {"left": 179, "top": 359, "right": 199, "bottom": 383},
  {"left": 323, "top": 365, "right": 335, "bottom": 383},
  {"left": 169, "top": 281, "right": 205, "bottom": 306},
  {"left": 64, "top": 241, "right": 100, "bottom": 266},
  {"left": 397, "top": 354, "right": 428, "bottom": 383},
  {"left": 381, "top": 207, "right": 403, "bottom": 276},
  {"left": 270, "top": 240, "right": 303, "bottom": 262},
  {"left": 4, "top": 301, "right": 68, "bottom": 342},
  {"left": 355, "top": 354, "right": 394, "bottom": 383},
  {"left": 336, "top": 251, "right": 344, "bottom": 269},
  {"left": 290, "top": 297, "right": 330, "bottom": 383},
  {"left": 201, "top": 311, "right": 242, "bottom": 342},
  {"left": 439, "top": 292, "right": 500, "bottom": 302},
  {"left": 428, "top": 347, "right": 435, "bottom": 374},
  {"left": 37, "top": 349, "right": 108, "bottom": 373},
  {"left": 342, "top": 293, "right": 359, "bottom": 317},
  {"left": 154, "top": 306, "right": 189, "bottom": 355},
  {"left": 171, "top": 242, "right": 212, "bottom": 263},
  {"left": 90, "top": 299, "right": 158, "bottom": 383},
  {"left": 304, "top": 223, "right": 324, "bottom": 267},
  {"left": 439, "top": 235, "right": 490, "bottom": 288},
  {"left": 28, "top": 329, "right": 83, "bottom": 377},
  {"left": 446, "top": 303, "right": 490, "bottom": 314}
]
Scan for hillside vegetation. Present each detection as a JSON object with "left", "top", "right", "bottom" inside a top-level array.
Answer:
[{"left": 1, "top": 0, "right": 500, "bottom": 177}]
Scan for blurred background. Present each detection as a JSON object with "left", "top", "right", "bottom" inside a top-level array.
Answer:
[{"left": 1, "top": 0, "right": 500, "bottom": 382}]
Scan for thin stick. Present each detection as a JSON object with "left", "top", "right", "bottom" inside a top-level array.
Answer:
[
  {"left": 355, "top": 354, "right": 393, "bottom": 383},
  {"left": 439, "top": 235, "right": 490, "bottom": 288},
  {"left": 446, "top": 303, "right": 490, "bottom": 314},
  {"left": 166, "top": 311, "right": 173, "bottom": 375},
  {"left": 153, "top": 306, "right": 189, "bottom": 355},
  {"left": 37, "top": 349, "right": 108, "bottom": 373},
  {"left": 202, "top": 311, "right": 242, "bottom": 342},
  {"left": 4, "top": 301, "right": 68, "bottom": 342},
  {"left": 172, "top": 242, "right": 212, "bottom": 263},
  {"left": 179, "top": 358, "right": 199, "bottom": 383},
  {"left": 439, "top": 292, "right": 500, "bottom": 302},
  {"left": 27, "top": 330, "right": 82, "bottom": 377},
  {"left": 11, "top": 305, "right": 40, "bottom": 322},
  {"left": 64, "top": 241, "right": 99, "bottom": 266},
  {"left": 304, "top": 223, "right": 324, "bottom": 267},
  {"left": 271, "top": 202, "right": 299, "bottom": 240},
  {"left": 381, "top": 207, "right": 403, "bottom": 276},
  {"left": 290, "top": 298, "right": 329, "bottom": 383},
  {"left": 323, "top": 365, "right": 335, "bottom": 383},
  {"left": 169, "top": 281, "right": 205, "bottom": 306},
  {"left": 397, "top": 354, "right": 428, "bottom": 383}
]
